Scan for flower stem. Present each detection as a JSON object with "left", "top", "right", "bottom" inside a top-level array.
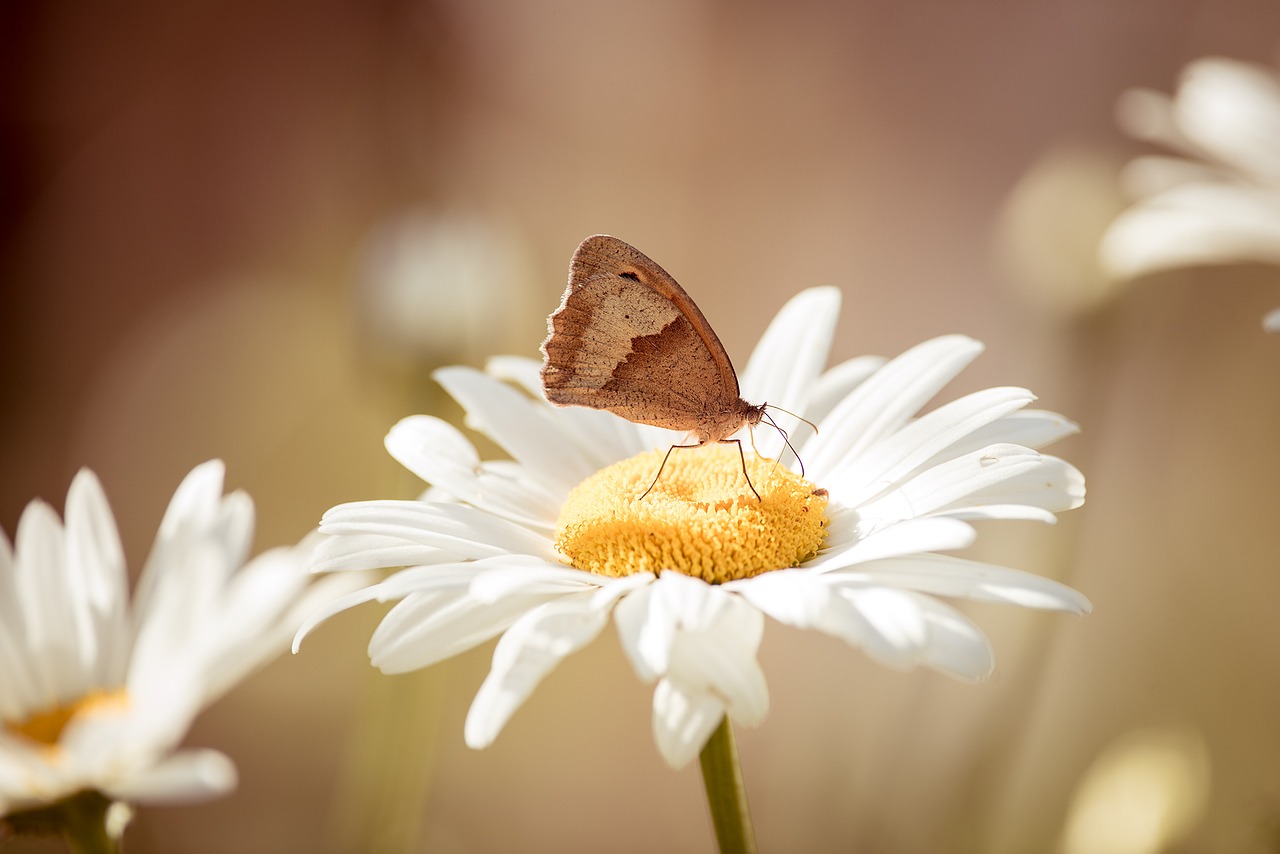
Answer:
[
  {"left": 698, "top": 716, "right": 758, "bottom": 854},
  {"left": 3, "top": 792, "right": 125, "bottom": 854},
  {"left": 60, "top": 792, "right": 124, "bottom": 854}
]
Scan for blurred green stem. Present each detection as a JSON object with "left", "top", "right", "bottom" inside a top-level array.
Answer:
[
  {"left": 4, "top": 791, "right": 125, "bottom": 854},
  {"left": 699, "top": 716, "right": 757, "bottom": 854},
  {"left": 61, "top": 793, "right": 122, "bottom": 854}
]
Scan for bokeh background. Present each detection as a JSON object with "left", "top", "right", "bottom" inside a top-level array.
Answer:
[{"left": 4, "top": 1, "right": 1280, "bottom": 852}]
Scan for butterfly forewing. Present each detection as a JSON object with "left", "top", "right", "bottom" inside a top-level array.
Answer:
[{"left": 540, "top": 235, "right": 758, "bottom": 441}]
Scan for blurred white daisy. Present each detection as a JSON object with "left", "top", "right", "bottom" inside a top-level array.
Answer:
[
  {"left": 0, "top": 461, "right": 350, "bottom": 822},
  {"left": 298, "top": 288, "right": 1089, "bottom": 769},
  {"left": 1099, "top": 56, "right": 1280, "bottom": 329}
]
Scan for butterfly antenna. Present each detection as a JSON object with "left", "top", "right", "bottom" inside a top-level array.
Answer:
[
  {"left": 763, "top": 403, "right": 818, "bottom": 435},
  {"left": 761, "top": 410, "right": 807, "bottom": 478}
]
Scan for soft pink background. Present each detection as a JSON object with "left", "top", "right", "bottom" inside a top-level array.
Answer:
[{"left": 4, "top": 2, "right": 1280, "bottom": 851}]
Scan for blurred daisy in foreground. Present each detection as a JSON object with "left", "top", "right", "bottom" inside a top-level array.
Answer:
[
  {"left": 0, "top": 462, "right": 351, "bottom": 847},
  {"left": 298, "top": 287, "right": 1089, "bottom": 772},
  {"left": 1099, "top": 56, "right": 1280, "bottom": 330}
]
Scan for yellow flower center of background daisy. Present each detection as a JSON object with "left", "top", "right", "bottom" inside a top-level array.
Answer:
[
  {"left": 555, "top": 444, "right": 829, "bottom": 583},
  {"left": 5, "top": 690, "right": 128, "bottom": 747}
]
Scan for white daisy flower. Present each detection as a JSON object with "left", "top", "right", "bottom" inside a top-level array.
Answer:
[
  {"left": 0, "top": 461, "right": 351, "bottom": 821},
  {"left": 298, "top": 288, "right": 1089, "bottom": 769},
  {"left": 1099, "top": 56, "right": 1280, "bottom": 328}
]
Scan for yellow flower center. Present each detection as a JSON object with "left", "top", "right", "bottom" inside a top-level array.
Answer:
[
  {"left": 5, "top": 690, "right": 129, "bottom": 748},
  {"left": 555, "top": 444, "right": 829, "bottom": 583}
]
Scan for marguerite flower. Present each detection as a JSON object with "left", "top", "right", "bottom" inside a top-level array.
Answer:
[
  {"left": 0, "top": 461, "right": 351, "bottom": 825},
  {"left": 298, "top": 288, "right": 1089, "bottom": 769},
  {"left": 1098, "top": 56, "right": 1280, "bottom": 329}
]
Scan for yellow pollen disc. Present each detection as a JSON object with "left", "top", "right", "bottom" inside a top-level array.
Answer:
[
  {"left": 5, "top": 690, "right": 129, "bottom": 747},
  {"left": 555, "top": 444, "right": 829, "bottom": 583}
]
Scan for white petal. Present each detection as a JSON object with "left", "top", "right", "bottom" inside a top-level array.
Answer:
[
  {"left": 738, "top": 288, "right": 841, "bottom": 458},
  {"left": 615, "top": 572, "right": 763, "bottom": 684},
  {"left": 486, "top": 355, "right": 653, "bottom": 464},
  {"left": 933, "top": 454, "right": 1086, "bottom": 518},
  {"left": 803, "top": 356, "right": 887, "bottom": 428},
  {"left": 319, "top": 500, "right": 555, "bottom": 562},
  {"left": 385, "top": 415, "right": 582, "bottom": 530},
  {"left": 464, "top": 595, "right": 611, "bottom": 748},
  {"left": 103, "top": 749, "right": 238, "bottom": 805},
  {"left": 467, "top": 561, "right": 607, "bottom": 603},
  {"left": 803, "top": 516, "right": 977, "bottom": 571},
  {"left": 1118, "top": 153, "right": 1229, "bottom": 197},
  {"left": 1175, "top": 57, "right": 1280, "bottom": 183},
  {"left": 309, "top": 531, "right": 462, "bottom": 573},
  {"left": 844, "top": 553, "right": 1092, "bottom": 613},
  {"left": 1266, "top": 307, "right": 1280, "bottom": 333},
  {"left": 65, "top": 469, "right": 127, "bottom": 619},
  {"left": 433, "top": 366, "right": 601, "bottom": 491},
  {"left": 1100, "top": 183, "right": 1280, "bottom": 277},
  {"left": 292, "top": 584, "right": 386, "bottom": 652},
  {"left": 667, "top": 616, "right": 768, "bottom": 727},
  {"left": 806, "top": 336, "right": 985, "bottom": 476},
  {"left": 367, "top": 564, "right": 579, "bottom": 674},
  {"left": 385, "top": 414, "right": 480, "bottom": 487},
  {"left": 613, "top": 582, "right": 665, "bottom": 679},
  {"left": 925, "top": 409, "right": 1079, "bottom": 458},
  {"left": 852, "top": 444, "right": 1045, "bottom": 527},
  {"left": 829, "top": 387, "right": 1036, "bottom": 505},
  {"left": 911, "top": 596, "right": 994, "bottom": 680},
  {"left": 836, "top": 586, "right": 930, "bottom": 670},
  {"left": 726, "top": 568, "right": 837, "bottom": 630},
  {"left": 651, "top": 679, "right": 727, "bottom": 769},
  {"left": 1115, "top": 87, "right": 1186, "bottom": 150},
  {"left": 12, "top": 498, "right": 77, "bottom": 706}
]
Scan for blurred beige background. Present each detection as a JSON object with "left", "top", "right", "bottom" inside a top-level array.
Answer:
[{"left": 4, "top": 1, "right": 1280, "bottom": 852}]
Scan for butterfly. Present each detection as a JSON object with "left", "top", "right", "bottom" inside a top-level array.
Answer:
[{"left": 540, "top": 235, "right": 806, "bottom": 499}]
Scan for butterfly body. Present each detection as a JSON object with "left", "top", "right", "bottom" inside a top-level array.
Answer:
[{"left": 541, "top": 235, "right": 764, "bottom": 445}]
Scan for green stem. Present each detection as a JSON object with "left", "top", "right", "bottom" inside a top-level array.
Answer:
[
  {"left": 60, "top": 792, "right": 124, "bottom": 854},
  {"left": 698, "top": 716, "right": 758, "bottom": 854},
  {"left": 4, "top": 791, "right": 126, "bottom": 854}
]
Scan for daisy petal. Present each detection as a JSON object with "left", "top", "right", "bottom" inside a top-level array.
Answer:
[
  {"left": 912, "top": 597, "right": 994, "bottom": 680},
  {"left": 803, "top": 356, "right": 887, "bottom": 428},
  {"left": 464, "top": 596, "right": 612, "bottom": 749},
  {"left": 829, "top": 386, "right": 1037, "bottom": 504},
  {"left": 368, "top": 579, "right": 574, "bottom": 674},
  {"left": 924, "top": 409, "right": 1079, "bottom": 459},
  {"left": 852, "top": 444, "right": 1045, "bottom": 527},
  {"left": 13, "top": 499, "right": 74, "bottom": 705},
  {"left": 309, "top": 531, "right": 463, "bottom": 574},
  {"left": 1100, "top": 182, "right": 1280, "bottom": 277},
  {"left": 320, "top": 500, "right": 555, "bottom": 561},
  {"left": 652, "top": 678, "right": 726, "bottom": 769},
  {"left": 806, "top": 335, "right": 985, "bottom": 476},
  {"left": 802, "top": 517, "right": 977, "bottom": 570},
  {"left": 846, "top": 553, "right": 1092, "bottom": 613},
  {"left": 486, "top": 356, "right": 652, "bottom": 464},
  {"left": 386, "top": 416, "right": 567, "bottom": 530},
  {"left": 1176, "top": 57, "right": 1280, "bottom": 183},
  {"left": 935, "top": 455, "right": 1086, "bottom": 517},
  {"left": 838, "top": 586, "right": 931, "bottom": 670},
  {"left": 739, "top": 288, "right": 841, "bottom": 457},
  {"left": 434, "top": 366, "right": 600, "bottom": 491},
  {"left": 104, "top": 749, "right": 238, "bottom": 805}
]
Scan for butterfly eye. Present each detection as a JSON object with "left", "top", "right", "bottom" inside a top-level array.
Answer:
[{"left": 619, "top": 271, "right": 641, "bottom": 282}]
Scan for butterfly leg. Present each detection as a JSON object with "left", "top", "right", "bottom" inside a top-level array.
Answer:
[
  {"left": 719, "top": 438, "right": 762, "bottom": 502},
  {"left": 638, "top": 442, "right": 702, "bottom": 500}
]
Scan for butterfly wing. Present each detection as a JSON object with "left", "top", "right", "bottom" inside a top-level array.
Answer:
[{"left": 541, "top": 235, "right": 743, "bottom": 434}]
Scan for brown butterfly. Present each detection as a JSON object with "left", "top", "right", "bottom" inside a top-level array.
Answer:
[{"left": 540, "top": 235, "right": 805, "bottom": 500}]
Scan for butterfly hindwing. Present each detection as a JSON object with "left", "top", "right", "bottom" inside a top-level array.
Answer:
[{"left": 540, "top": 235, "right": 755, "bottom": 440}]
